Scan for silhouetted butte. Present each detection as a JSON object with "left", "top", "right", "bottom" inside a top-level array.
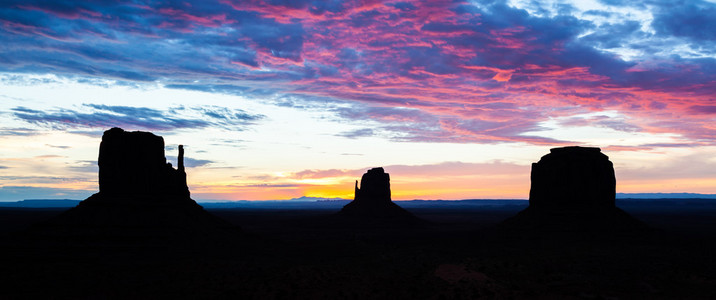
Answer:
[
  {"left": 34, "top": 127, "right": 234, "bottom": 237},
  {"left": 502, "top": 146, "right": 647, "bottom": 232},
  {"left": 98, "top": 127, "right": 190, "bottom": 199},
  {"left": 339, "top": 167, "right": 418, "bottom": 220}
]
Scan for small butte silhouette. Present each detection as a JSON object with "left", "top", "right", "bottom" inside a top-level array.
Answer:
[
  {"left": 501, "top": 146, "right": 648, "bottom": 232},
  {"left": 33, "top": 127, "right": 235, "bottom": 238},
  {"left": 337, "top": 167, "right": 423, "bottom": 223}
]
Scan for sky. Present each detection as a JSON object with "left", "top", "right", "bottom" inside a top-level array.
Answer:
[{"left": 1, "top": 0, "right": 715, "bottom": 201}]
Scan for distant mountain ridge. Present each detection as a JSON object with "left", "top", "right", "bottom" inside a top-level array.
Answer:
[
  {"left": 288, "top": 196, "right": 348, "bottom": 201},
  {"left": 616, "top": 193, "right": 716, "bottom": 199},
  {"left": 0, "top": 199, "right": 81, "bottom": 207},
  {"left": 1, "top": 193, "right": 715, "bottom": 208}
]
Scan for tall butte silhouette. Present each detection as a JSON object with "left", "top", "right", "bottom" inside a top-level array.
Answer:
[
  {"left": 339, "top": 167, "right": 419, "bottom": 221},
  {"left": 502, "top": 146, "right": 647, "bottom": 232},
  {"left": 34, "top": 127, "right": 235, "bottom": 237}
]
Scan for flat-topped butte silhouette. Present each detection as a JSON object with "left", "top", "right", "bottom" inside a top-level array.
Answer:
[
  {"left": 529, "top": 146, "right": 615, "bottom": 211},
  {"left": 502, "top": 146, "right": 646, "bottom": 232},
  {"left": 339, "top": 167, "right": 417, "bottom": 219},
  {"left": 36, "top": 127, "right": 233, "bottom": 236},
  {"left": 98, "top": 127, "right": 190, "bottom": 199}
]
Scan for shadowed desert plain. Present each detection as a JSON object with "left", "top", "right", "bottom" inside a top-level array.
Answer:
[{"left": 2, "top": 199, "right": 716, "bottom": 299}]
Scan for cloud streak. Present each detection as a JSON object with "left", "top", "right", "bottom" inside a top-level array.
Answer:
[
  {"left": 9, "top": 104, "right": 263, "bottom": 132},
  {"left": 0, "top": 185, "right": 93, "bottom": 201}
]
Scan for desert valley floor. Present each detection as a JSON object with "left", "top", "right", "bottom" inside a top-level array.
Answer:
[{"left": 1, "top": 199, "right": 715, "bottom": 299}]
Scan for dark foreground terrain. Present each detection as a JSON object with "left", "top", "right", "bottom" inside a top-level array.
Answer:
[{"left": 1, "top": 199, "right": 716, "bottom": 299}]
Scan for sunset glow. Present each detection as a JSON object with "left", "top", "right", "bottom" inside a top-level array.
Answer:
[{"left": 1, "top": 0, "right": 715, "bottom": 201}]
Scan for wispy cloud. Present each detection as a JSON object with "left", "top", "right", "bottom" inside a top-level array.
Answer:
[
  {"left": 165, "top": 156, "right": 214, "bottom": 168},
  {"left": 0, "top": 127, "right": 40, "bottom": 136},
  {"left": 45, "top": 144, "right": 71, "bottom": 149},
  {"left": 0, "top": 175, "right": 91, "bottom": 184},
  {"left": 0, "top": 185, "right": 93, "bottom": 201},
  {"left": 337, "top": 128, "right": 374, "bottom": 139},
  {"left": 9, "top": 104, "right": 263, "bottom": 132}
]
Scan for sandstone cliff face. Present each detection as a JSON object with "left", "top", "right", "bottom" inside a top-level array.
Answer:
[
  {"left": 529, "top": 146, "right": 616, "bottom": 211},
  {"left": 339, "top": 167, "right": 416, "bottom": 219}
]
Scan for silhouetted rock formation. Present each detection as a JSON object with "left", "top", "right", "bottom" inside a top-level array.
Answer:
[
  {"left": 35, "top": 128, "right": 235, "bottom": 238},
  {"left": 502, "top": 146, "right": 647, "bottom": 232},
  {"left": 339, "top": 168, "right": 417, "bottom": 219},
  {"left": 529, "top": 146, "right": 615, "bottom": 211},
  {"left": 98, "top": 127, "right": 190, "bottom": 198}
]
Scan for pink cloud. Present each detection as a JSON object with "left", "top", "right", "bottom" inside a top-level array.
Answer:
[{"left": 2, "top": 0, "right": 715, "bottom": 146}]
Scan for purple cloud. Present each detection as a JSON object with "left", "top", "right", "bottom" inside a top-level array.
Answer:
[{"left": 0, "top": 0, "right": 714, "bottom": 146}]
